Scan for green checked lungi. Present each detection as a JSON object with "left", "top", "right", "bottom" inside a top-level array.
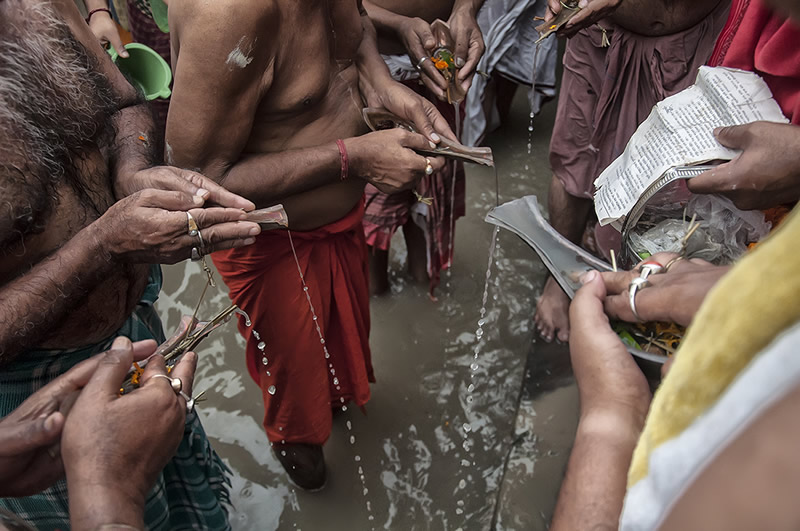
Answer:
[{"left": 0, "top": 266, "right": 231, "bottom": 530}]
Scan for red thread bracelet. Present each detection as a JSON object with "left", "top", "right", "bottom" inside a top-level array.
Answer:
[
  {"left": 86, "top": 7, "right": 112, "bottom": 23},
  {"left": 336, "top": 139, "right": 349, "bottom": 181}
]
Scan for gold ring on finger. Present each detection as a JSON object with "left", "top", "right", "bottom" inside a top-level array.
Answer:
[
  {"left": 425, "top": 157, "right": 434, "bottom": 176},
  {"left": 186, "top": 211, "right": 199, "bottom": 238}
]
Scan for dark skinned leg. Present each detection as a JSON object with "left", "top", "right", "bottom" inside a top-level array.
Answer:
[
  {"left": 534, "top": 175, "right": 592, "bottom": 342},
  {"left": 403, "top": 219, "right": 429, "bottom": 284},
  {"left": 368, "top": 246, "right": 390, "bottom": 296}
]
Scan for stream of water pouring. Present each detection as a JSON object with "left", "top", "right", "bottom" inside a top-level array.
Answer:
[
  {"left": 453, "top": 226, "right": 500, "bottom": 528},
  {"left": 525, "top": 42, "right": 543, "bottom": 169},
  {"left": 285, "top": 230, "right": 376, "bottom": 528}
]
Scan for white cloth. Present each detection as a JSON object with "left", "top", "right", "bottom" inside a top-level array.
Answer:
[
  {"left": 619, "top": 320, "right": 800, "bottom": 530},
  {"left": 462, "top": 0, "right": 558, "bottom": 146}
]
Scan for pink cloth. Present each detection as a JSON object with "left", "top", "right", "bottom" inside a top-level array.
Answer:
[{"left": 548, "top": 2, "right": 729, "bottom": 258}]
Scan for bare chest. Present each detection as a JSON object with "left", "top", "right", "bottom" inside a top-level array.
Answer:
[{"left": 612, "top": 0, "right": 726, "bottom": 35}]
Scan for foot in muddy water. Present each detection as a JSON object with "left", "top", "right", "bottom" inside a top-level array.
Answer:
[
  {"left": 274, "top": 442, "right": 327, "bottom": 491},
  {"left": 403, "top": 221, "right": 429, "bottom": 285},
  {"left": 534, "top": 275, "right": 571, "bottom": 342}
]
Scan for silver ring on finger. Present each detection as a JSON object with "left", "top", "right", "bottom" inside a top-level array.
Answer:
[
  {"left": 151, "top": 374, "right": 182, "bottom": 394},
  {"left": 191, "top": 247, "right": 202, "bottom": 262},
  {"left": 628, "top": 276, "right": 649, "bottom": 322},
  {"left": 424, "top": 157, "right": 434, "bottom": 176},
  {"left": 638, "top": 261, "right": 664, "bottom": 280},
  {"left": 179, "top": 390, "right": 195, "bottom": 413},
  {"left": 417, "top": 56, "right": 429, "bottom": 70},
  {"left": 186, "top": 211, "right": 200, "bottom": 238},
  {"left": 196, "top": 229, "right": 207, "bottom": 256}
]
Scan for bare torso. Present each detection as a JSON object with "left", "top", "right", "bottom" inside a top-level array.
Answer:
[
  {"left": 611, "top": 0, "right": 727, "bottom": 36},
  {"left": 171, "top": 0, "right": 371, "bottom": 231},
  {"left": 0, "top": 3, "right": 149, "bottom": 350},
  {"left": 0, "top": 153, "right": 149, "bottom": 350}
]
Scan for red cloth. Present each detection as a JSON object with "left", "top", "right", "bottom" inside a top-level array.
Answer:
[
  {"left": 709, "top": 0, "right": 800, "bottom": 123},
  {"left": 212, "top": 201, "right": 373, "bottom": 445}
]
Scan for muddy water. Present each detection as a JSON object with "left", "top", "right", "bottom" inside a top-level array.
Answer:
[{"left": 155, "top": 88, "right": 577, "bottom": 529}]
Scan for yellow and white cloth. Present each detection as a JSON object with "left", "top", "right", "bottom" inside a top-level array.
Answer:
[{"left": 620, "top": 206, "right": 800, "bottom": 529}]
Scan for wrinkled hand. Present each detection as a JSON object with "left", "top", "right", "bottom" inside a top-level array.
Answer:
[
  {"left": 63, "top": 337, "right": 196, "bottom": 530},
  {"left": 97, "top": 189, "right": 261, "bottom": 264},
  {"left": 569, "top": 271, "right": 651, "bottom": 418},
  {"left": 88, "top": 10, "right": 128, "bottom": 58},
  {"left": 0, "top": 339, "right": 156, "bottom": 497},
  {"left": 396, "top": 17, "right": 449, "bottom": 99},
  {"left": 346, "top": 129, "right": 445, "bottom": 194},
  {"left": 448, "top": 7, "right": 485, "bottom": 93},
  {"left": 687, "top": 122, "right": 800, "bottom": 210},
  {"left": 369, "top": 81, "right": 457, "bottom": 143},
  {"left": 601, "top": 253, "right": 728, "bottom": 327},
  {"left": 545, "top": 0, "right": 622, "bottom": 37},
  {"left": 117, "top": 166, "right": 256, "bottom": 211}
]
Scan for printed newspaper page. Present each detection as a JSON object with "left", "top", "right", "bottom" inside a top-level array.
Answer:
[{"left": 593, "top": 66, "right": 789, "bottom": 227}]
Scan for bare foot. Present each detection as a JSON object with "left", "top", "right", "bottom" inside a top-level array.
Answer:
[
  {"left": 534, "top": 276, "right": 571, "bottom": 342},
  {"left": 403, "top": 221, "right": 429, "bottom": 285}
]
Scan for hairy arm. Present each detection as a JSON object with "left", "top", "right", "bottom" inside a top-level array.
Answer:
[
  {"left": 550, "top": 411, "right": 643, "bottom": 530},
  {"left": 355, "top": 1, "right": 399, "bottom": 106},
  {"left": 165, "top": 1, "right": 346, "bottom": 207},
  {"left": 0, "top": 224, "right": 115, "bottom": 365}
]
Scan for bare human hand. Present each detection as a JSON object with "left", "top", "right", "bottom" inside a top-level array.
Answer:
[
  {"left": 345, "top": 129, "right": 445, "bottom": 194},
  {"left": 448, "top": 6, "right": 485, "bottom": 93},
  {"left": 120, "top": 166, "right": 256, "bottom": 210},
  {"left": 545, "top": 0, "right": 623, "bottom": 37},
  {"left": 687, "top": 122, "right": 800, "bottom": 210},
  {"left": 601, "top": 253, "right": 729, "bottom": 327},
  {"left": 63, "top": 337, "right": 197, "bottom": 530},
  {"left": 569, "top": 271, "right": 651, "bottom": 420},
  {"left": 396, "top": 17, "right": 449, "bottom": 99},
  {"left": 369, "top": 80, "right": 457, "bottom": 144},
  {"left": 95, "top": 189, "right": 261, "bottom": 264},
  {"left": 0, "top": 339, "right": 157, "bottom": 497},
  {"left": 87, "top": 9, "right": 127, "bottom": 58}
]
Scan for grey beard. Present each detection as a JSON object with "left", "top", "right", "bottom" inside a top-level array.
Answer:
[{"left": 0, "top": 1, "right": 119, "bottom": 240}]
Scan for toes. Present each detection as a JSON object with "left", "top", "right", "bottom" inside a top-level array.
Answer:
[{"left": 556, "top": 328, "right": 570, "bottom": 343}]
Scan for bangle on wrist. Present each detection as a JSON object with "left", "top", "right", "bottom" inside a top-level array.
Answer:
[
  {"left": 86, "top": 7, "right": 112, "bottom": 23},
  {"left": 336, "top": 139, "right": 349, "bottom": 181}
]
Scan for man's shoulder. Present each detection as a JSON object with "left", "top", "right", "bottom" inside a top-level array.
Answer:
[{"left": 171, "top": 0, "right": 278, "bottom": 37}]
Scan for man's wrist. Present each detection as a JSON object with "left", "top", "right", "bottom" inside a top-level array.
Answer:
[
  {"left": 452, "top": 0, "right": 482, "bottom": 17},
  {"left": 68, "top": 481, "right": 146, "bottom": 531}
]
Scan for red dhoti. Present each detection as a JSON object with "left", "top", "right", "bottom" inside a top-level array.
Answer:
[{"left": 212, "top": 201, "right": 373, "bottom": 445}]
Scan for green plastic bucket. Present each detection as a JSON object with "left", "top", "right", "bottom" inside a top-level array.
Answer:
[{"left": 109, "top": 42, "right": 172, "bottom": 100}]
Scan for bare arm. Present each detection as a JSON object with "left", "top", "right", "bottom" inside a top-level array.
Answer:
[
  {"left": 551, "top": 272, "right": 651, "bottom": 530},
  {"left": 165, "top": 2, "right": 346, "bottom": 207}
]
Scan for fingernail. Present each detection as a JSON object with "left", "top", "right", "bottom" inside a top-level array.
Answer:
[
  {"left": 111, "top": 336, "right": 129, "bottom": 349},
  {"left": 713, "top": 127, "right": 723, "bottom": 136},
  {"left": 183, "top": 351, "right": 197, "bottom": 363},
  {"left": 580, "top": 270, "right": 598, "bottom": 284},
  {"left": 249, "top": 226, "right": 260, "bottom": 236},
  {"left": 243, "top": 237, "right": 256, "bottom": 245},
  {"left": 429, "top": 141, "right": 437, "bottom": 149},
  {"left": 192, "top": 195, "right": 204, "bottom": 206},
  {"left": 196, "top": 188, "right": 210, "bottom": 199},
  {"left": 579, "top": 0, "right": 588, "bottom": 6},
  {"left": 121, "top": 51, "right": 129, "bottom": 58},
  {"left": 455, "top": 57, "right": 465, "bottom": 67},
  {"left": 431, "top": 133, "right": 441, "bottom": 142}
]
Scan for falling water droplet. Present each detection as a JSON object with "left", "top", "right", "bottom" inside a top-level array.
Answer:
[
  {"left": 458, "top": 479, "right": 467, "bottom": 489},
  {"left": 477, "top": 318, "right": 486, "bottom": 326},
  {"left": 456, "top": 509, "right": 464, "bottom": 515},
  {"left": 281, "top": 450, "right": 287, "bottom": 456},
  {"left": 463, "top": 423, "right": 472, "bottom": 433},
  {"left": 257, "top": 341, "right": 266, "bottom": 351},
  {"left": 475, "top": 329, "right": 484, "bottom": 339},
  {"left": 527, "top": 125, "right": 534, "bottom": 132},
  {"left": 467, "top": 384, "right": 475, "bottom": 392},
  {"left": 363, "top": 488, "right": 369, "bottom": 496},
  {"left": 320, "top": 338, "right": 326, "bottom": 345},
  {"left": 346, "top": 421, "right": 352, "bottom": 430},
  {"left": 333, "top": 377, "right": 339, "bottom": 385},
  {"left": 267, "top": 385, "right": 276, "bottom": 395},
  {"left": 262, "top": 356, "right": 268, "bottom": 365},
  {"left": 461, "top": 459, "right": 471, "bottom": 467},
  {"left": 470, "top": 363, "right": 479, "bottom": 371},
  {"left": 355, "top": 455, "right": 361, "bottom": 462},
  {"left": 341, "top": 405, "right": 348, "bottom": 412},
  {"left": 350, "top": 435, "right": 356, "bottom": 444},
  {"left": 253, "top": 330, "right": 260, "bottom": 340},
  {"left": 266, "top": 371, "right": 271, "bottom": 376}
]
